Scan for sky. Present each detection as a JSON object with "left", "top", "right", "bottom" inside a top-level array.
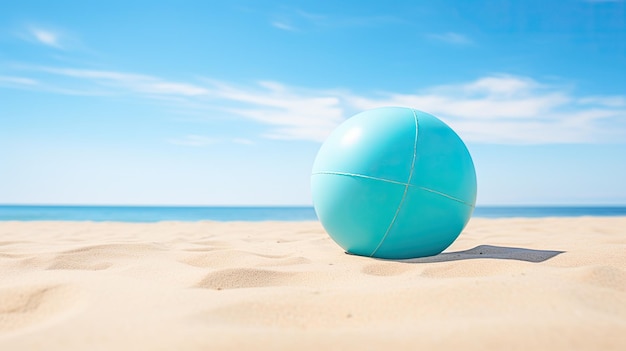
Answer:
[{"left": 1, "top": 0, "right": 625, "bottom": 206}]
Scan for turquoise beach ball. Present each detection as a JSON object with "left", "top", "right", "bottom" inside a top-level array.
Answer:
[{"left": 311, "top": 107, "right": 477, "bottom": 259}]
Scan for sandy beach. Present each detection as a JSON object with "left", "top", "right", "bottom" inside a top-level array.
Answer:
[{"left": 0, "top": 217, "right": 625, "bottom": 350}]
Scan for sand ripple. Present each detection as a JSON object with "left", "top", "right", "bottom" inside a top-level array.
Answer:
[
  {"left": 0, "top": 285, "right": 79, "bottom": 334},
  {"left": 195, "top": 268, "right": 298, "bottom": 290}
]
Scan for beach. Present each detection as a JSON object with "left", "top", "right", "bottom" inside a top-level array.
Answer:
[{"left": 1, "top": 217, "right": 625, "bottom": 350}]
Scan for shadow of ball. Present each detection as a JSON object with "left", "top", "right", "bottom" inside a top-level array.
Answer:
[{"left": 311, "top": 107, "right": 477, "bottom": 259}]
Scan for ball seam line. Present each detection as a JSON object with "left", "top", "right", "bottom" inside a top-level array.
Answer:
[
  {"left": 311, "top": 171, "right": 406, "bottom": 186},
  {"left": 368, "top": 108, "right": 420, "bottom": 257},
  {"left": 310, "top": 172, "right": 474, "bottom": 208},
  {"left": 415, "top": 186, "right": 475, "bottom": 208}
]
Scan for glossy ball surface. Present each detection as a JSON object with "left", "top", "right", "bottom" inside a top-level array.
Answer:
[{"left": 311, "top": 107, "right": 477, "bottom": 259}]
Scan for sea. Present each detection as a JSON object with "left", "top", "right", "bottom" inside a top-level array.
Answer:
[{"left": 1, "top": 205, "right": 625, "bottom": 222}]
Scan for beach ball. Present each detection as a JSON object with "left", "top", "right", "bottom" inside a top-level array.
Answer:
[{"left": 311, "top": 107, "right": 477, "bottom": 259}]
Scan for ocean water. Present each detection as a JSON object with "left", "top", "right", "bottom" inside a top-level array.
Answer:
[
  {"left": 0, "top": 206, "right": 317, "bottom": 222},
  {"left": 1, "top": 205, "right": 625, "bottom": 222}
]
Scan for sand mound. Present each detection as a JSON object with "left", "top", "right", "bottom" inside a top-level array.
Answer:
[
  {"left": 195, "top": 268, "right": 299, "bottom": 290},
  {"left": 0, "top": 284, "right": 79, "bottom": 333}
]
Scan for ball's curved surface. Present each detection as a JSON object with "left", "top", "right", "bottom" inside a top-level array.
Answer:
[{"left": 311, "top": 107, "right": 477, "bottom": 259}]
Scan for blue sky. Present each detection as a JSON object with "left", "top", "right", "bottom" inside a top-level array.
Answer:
[{"left": 1, "top": 0, "right": 625, "bottom": 205}]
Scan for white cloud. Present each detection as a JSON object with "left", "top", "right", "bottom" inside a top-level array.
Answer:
[
  {"left": 7, "top": 65, "right": 626, "bottom": 144},
  {"left": 462, "top": 76, "right": 539, "bottom": 95},
  {"left": 22, "top": 27, "right": 64, "bottom": 48},
  {"left": 427, "top": 32, "right": 472, "bottom": 45},
  {"left": 169, "top": 135, "right": 255, "bottom": 147},
  {"left": 578, "top": 96, "right": 626, "bottom": 107},
  {"left": 0, "top": 75, "right": 38, "bottom": 86},
  {"left": 344, "top": 75, "right": 625, "bottom": 143},
  {"left": 164, "top": 75, "right": 626, "bottom": 143},
  {"left": 232, "top": 138, "right": 254, "bottom": 145},
  {"left": 168, "top": 135, "right": 217, "bottom": 147},
  {"left": 271, "top": 21, "right": 296, "bottom": 31},
  {"left": 39, "top": 67, "right": 211, "bottom": 96},
  {"left": 270, "top": 9, "right": 403, "bottom": 32},
  {"left": 33, "top": 29, "right": 60, "bottom": 47},
  {"left": 183, "top": 78, "right": 345, "bottom": 141}
]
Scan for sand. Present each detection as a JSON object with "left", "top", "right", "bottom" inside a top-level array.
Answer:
[{"left": 0, "top": 217, "right": 625, "bottom": 350}]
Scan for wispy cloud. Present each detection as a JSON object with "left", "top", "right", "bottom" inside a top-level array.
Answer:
[
  {"left": 168, "top": 135, "right": 255, "bottom": 147},
  {"left": 270, "top": 9, "right": 404, "bottom": 32},
  {"left": 36, "top": 67, "right": 211, "bottom": 96},
  {"left": 5, "top": 65, "right": 625, "bottom": 144},
  {"left": 345, "top": 75, "right": 625, "bottom": 143},
  {"left": 232, "top": 138, "right": 254, "bottom": 145},
  {"left": 18, "top": 26, "right": 66, "bottom": 48},
  {"left": 32, "top": 28, "right": 60, "bottom": 47},
  {"left": 0, "top": 75, "right": 39, "bottom": 86},
  {"left": 578, "top": 96, "right": 626, "bottom": 107},
  {"left": 14, "top": 66, "right": 341, "bottom": 140},
  {"left": 201, "top": 79, "right": 345, "bottom": 141},
  {"left": 271, "top": 21, "right": 297, "bottom": 31},
  {"left": 168, "top": 135, "right": 217, "bottom": 147},
  {"left": 15, "top": 24, "right": 85, "bottom": 51},
  {"left": 427, "top": 32, "right": 473, "bottom": 45}
]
